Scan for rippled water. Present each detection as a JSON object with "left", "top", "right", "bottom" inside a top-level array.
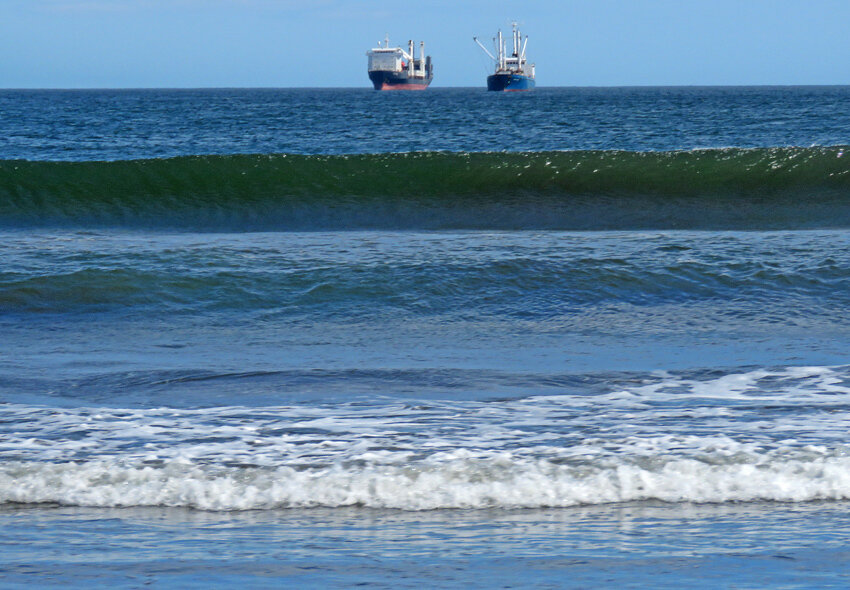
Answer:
[
  {"left": 3, "top": 88, "right": 850, "bottom": 587},
  {"left": 2, "top": 87, "right": 850, "bottom": 159}
]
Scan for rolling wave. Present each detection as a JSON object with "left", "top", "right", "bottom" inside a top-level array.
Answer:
[{"left": 2, "top": 147, "right": 850, "bottom": 230}]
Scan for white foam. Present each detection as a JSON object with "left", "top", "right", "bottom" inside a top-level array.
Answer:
[
  {"left": 2, "top": 452, "right": 850, "bottom": 511},
  {"left": 4, "top": 365, "right": 850, "bottom": 510}
]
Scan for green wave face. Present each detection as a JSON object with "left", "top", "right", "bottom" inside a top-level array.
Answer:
[{"left": 2, "top": 148, "right": 850, "bottom": 230}]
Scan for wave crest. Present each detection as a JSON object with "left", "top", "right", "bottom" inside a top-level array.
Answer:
[{"left": 2, "top": 147, "right": 850, "bottom": 230}]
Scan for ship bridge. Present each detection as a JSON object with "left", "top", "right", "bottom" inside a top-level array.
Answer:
[{"left": 367, "top": 36, "right": 429, "bottom": 76}]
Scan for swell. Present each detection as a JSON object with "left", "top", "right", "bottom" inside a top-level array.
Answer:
[
  {"left": 2, "top": 147, "right": 850, "bottom": 230},
  {"left": 3, "top": 257, "right": 849, "bottom": 313}
]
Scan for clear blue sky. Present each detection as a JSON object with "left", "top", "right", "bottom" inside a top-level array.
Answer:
[{"left": 2, "top": 0, "right": 849, "bottom": 88}]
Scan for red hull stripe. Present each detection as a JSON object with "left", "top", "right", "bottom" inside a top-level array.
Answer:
[{"left": 380, "top": 84, "right": 429, "bottom": 91}]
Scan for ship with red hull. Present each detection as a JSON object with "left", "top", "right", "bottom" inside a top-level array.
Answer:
[{"left": 367, "top": 36, "right": 433, "bottom": 90}]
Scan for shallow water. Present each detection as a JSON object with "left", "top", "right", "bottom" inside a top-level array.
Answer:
[{"left": 2, "top": 503, "right": 849, "bottom": 588}]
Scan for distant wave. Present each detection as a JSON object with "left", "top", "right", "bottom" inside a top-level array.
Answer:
[{"left": 2, "top": 147, "right": 850, "bottom": 230}]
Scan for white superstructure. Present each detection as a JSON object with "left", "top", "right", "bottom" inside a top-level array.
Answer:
[
  {"left": 474, "top": 22, "right": 534, "bottom": 77},
  {"left": 367, "top": 36, "right": 429, "bottom": 77}
]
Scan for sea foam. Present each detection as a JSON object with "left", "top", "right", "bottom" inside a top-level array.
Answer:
[
  {"left": 2, "top": 452, "right": 850, "bottom": 510},
  {"left": 4, "top": 365, "right": 850, "bottom": 511}
]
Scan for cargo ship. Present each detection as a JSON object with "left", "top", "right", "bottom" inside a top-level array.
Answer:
[
  {"left": 366, "top": 36, "right": 433, "bottom": 90},
  {"left": 474, "top": 22, "right": 535, "bottom": 91}
]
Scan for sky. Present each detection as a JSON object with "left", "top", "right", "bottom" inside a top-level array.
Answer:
[{"left": 2, "top": 0, "right": 850, "bottom": 88}]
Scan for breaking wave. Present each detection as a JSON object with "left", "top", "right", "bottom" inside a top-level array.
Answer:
[
  {"left": 3, "top": 364, "right": 850, "bottom": 511},
  {"left": 3, "top": 452, "right": 850, "bottom": 511},
  {"left": 2, "top": 147, "right": 850, "bottom": 230}
]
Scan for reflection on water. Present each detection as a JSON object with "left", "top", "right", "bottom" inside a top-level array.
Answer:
[{"left": 3, "top": 502, "right": 849, "bottom": 587}]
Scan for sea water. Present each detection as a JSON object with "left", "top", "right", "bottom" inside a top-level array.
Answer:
[{"left": 2, "top": 87, "right": 850, "bottom": 588}]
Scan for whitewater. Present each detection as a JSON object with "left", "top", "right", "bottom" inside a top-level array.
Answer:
[
  {"left": 4, "top": 365, "right": 850, "bottom": 510},
  {"left": 2, "top": 87, "right": 850, "bottom": 588}
]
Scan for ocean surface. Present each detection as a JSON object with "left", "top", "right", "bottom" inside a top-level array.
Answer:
[{"left": 2, "top": 87, "right": 850, "bottom": 588}]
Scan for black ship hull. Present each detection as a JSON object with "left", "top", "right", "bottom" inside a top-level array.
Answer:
[{"left": 368, "top": 71, "right": 433, "bottom": 91}]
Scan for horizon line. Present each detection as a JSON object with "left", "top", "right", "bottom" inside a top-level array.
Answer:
[{"left": 2, "top": 84, "right": 850, "bottom": 91}]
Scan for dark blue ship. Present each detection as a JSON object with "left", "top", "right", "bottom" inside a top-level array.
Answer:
[
  {"left": 486, "top": 72, "right": 535, "bottom": 92},
  {"left": 474, "top": 23, "right": 536, "bottom": 92}
]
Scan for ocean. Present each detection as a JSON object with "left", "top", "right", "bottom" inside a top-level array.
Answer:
[{"left": 2, "top": 86, "right": 850, "bottom": 588}]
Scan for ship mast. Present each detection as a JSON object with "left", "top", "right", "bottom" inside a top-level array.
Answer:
[
  {"left": 475, "top": 25, "right": 526, "bottom": 73},
  {"left": 510, "top": 22, "right": 525, "bottom": 72}
]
